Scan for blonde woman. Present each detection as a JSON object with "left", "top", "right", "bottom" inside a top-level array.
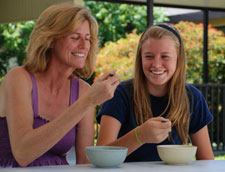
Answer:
[
  {"left": 0, "top": 3, "right": 119, "bottom": 167},
  {"left": 96, "top": 23, "right": 214, "bottom": 162}
]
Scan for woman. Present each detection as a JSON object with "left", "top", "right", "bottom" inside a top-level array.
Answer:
[
  {"left": 0, "top": 3, "right": 119, "bottom": 167},
  {"left": 96, "top": 23, "right": 214, "bottom": 162}
]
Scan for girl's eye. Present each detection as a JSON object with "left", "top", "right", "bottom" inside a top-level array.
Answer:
[
  {"left": 145, "top": 55, "right": 153, "bottom": 59},
  {"left": 162, "top": 55, "right": 169, "bottom": 59}
]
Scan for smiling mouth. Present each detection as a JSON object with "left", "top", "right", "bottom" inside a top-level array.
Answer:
[
  {"left": 150, "top": 70, "right": 165, "bottom": 75},
  {"left": 72, "top": 52, "right": 85, "bottom": 57}
]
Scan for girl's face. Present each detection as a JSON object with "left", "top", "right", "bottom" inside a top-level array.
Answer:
[
  {"left": 51, "top": 20, "right": 91, "bottom": 70},
  {"left": 141, "top": 37, "right": 177, "bottom": 96}
]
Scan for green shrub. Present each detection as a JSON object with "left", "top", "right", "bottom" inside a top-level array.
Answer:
[
  {"left": 96, "top": 30, "right": 139, "bottom": 81},
  {"left": 96, "top": 22, "right": 225, "bottom": 84},
  {"left": 176, "top": 21, "right": 225, "bottom": 83}
]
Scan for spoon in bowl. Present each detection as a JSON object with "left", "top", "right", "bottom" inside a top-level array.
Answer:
[{"left": 161, "top": 120, "right": 175, "bottom": 144}]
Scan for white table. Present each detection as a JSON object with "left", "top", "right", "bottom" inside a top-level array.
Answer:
[{"left": 1, "top": 160, "right": 225, "bottom": 172}]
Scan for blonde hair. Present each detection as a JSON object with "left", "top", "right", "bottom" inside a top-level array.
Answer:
[
  {"left": 24, "top": 3, "right": 98, "bottom": 78},
  {"left": 133, "top": 25, "right": 190, "bottom": 144}
]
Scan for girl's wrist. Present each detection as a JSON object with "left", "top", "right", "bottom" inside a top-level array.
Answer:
[{"left": 134, "top": 126, "right": 144, "bottom": 145}]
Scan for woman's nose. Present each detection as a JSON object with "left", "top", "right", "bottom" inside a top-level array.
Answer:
[{"left": 78, "top": 38, "right": 87, "bottom": 49}]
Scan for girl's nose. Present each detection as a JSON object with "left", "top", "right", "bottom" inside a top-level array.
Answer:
[{"left": 152, "top": 56, "right": 162, "bottom": 67}]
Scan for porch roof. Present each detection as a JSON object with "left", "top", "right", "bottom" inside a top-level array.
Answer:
[{"left": 94, "top": 0, "right": 225, "bottom": 10}]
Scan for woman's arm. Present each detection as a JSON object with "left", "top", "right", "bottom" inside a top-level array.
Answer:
[
  {"left": 75, "top": 108, "right": 95, "bottom": 164},
  {"left": 190, "top": 126, "right": 214, "bottom": 160},
  {"left": 75, "top": 80, "right": 95, "bottom": 164},
  {"left": 4, "top": 68, "right": 119, "bottom": 166}
]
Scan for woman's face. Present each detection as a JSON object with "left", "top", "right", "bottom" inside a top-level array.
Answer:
[
  {"left": 51, "top": 20, "right": 91, "bottom": 70},
  {"left": 141, "top": 37, "right": 177, "bottom": 95}
]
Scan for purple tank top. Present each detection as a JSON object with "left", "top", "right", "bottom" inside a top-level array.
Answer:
[{"left": 0, "top": 73, "right": 79, "bottom": 167}]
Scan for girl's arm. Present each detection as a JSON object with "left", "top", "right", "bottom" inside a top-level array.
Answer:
[
  {"left": 190, "top": 126, "right": 214, "bottom": 160},
  {"left": 97, "top": 115, "right": 171, "bottom": 155}
]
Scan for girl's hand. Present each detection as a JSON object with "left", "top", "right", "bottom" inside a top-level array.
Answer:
[{"left": 138, "top": 117, "right": 172, "bottom": 144}]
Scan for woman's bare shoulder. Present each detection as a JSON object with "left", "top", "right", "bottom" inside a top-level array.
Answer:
[
  {"left": 3, "top": 67, "right": 31, "bottom": 85},
  {"left": 6, "top": 66, "right": 29, "bottom": 77},
  {"left": 1, "top": 66, "right": 33, "bottom": 96},
  {"left": 0, "top": 67, "right": 32, "bottom": 117}
]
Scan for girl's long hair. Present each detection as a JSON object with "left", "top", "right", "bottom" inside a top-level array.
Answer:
[{"left": 133, "top": 25, "right": 190, "bottom": 144}]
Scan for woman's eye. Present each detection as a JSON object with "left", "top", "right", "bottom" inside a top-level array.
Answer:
[
  {"left": 85, "top": 36, "right": 91, "bottom": 41},
  {"left": 71, "top": 37, "right": 79, "bottom": 40}
]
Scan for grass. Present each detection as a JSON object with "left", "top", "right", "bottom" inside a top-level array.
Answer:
[{"left": 215, "top": 154, "right": 225, "bottom": 160}]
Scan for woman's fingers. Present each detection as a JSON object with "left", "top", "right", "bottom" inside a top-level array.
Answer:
[
  {"left": 87, "top": 70, "right": 119, "bottom": 106},
  {"left": 105, "top": 74, "right": 119, "bottom": 84},
  {"left": 96, "top": 69, "right": 117, "bottom": 82},
  {"left": 99, "top": 70, "right": 119, "bottom": 91}
]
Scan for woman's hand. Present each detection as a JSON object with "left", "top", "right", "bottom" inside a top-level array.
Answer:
[
  {"left": 87, "top": 70, "right": 119, "bottom": 106},
  {"left": 138, "top": 117, "right": 172, "bottom": 144}
]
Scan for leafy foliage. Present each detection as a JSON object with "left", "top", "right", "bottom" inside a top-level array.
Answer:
[
  {"left": 0, "top": 21, "right": 35, "bottom": 76},
  {"left": 96, "top": 30, "right": 139, "bottom": 81},
  {"left": 85, "top": 0, "right": 169, "bottom": 46},
  {"left": 96, "top": 22, "right": 225, "bottom": 84},
  {"left": 177, "top": 21, "right": 225, "bottom": 83}
]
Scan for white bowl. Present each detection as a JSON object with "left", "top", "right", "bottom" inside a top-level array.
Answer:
[
  {"left": 157, "top": 145, "right": 197, "bottom": 164},
  {"left": 86, "top": 146, "right": 128, "bottom": 168}
]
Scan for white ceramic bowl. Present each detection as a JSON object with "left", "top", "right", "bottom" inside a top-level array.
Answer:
[
  {"left": 86, "top": 146, "right": 128, "bottom": 168},
  {"left": 157, "top": 145, "right": 197, "bottom": 164}
]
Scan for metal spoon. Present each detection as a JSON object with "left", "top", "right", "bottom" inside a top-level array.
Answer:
[{"left": 161, "top": 120, "right": 175, "bottom": 144}]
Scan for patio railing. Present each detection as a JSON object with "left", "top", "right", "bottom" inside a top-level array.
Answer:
[{"left": 193, "top": 83, "right": 225, "bottom": 155}]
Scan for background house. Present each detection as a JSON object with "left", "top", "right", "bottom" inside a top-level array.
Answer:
[{"left": 164, "top": 7, "right": 225, "bottom": 32}]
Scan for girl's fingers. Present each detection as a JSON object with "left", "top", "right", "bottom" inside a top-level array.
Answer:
[
  {"left": 150, "top": 117, "right": 171, "bottom": 129},
  {"left": 152, "top": 116, "right": 169, "bottom": 122}
]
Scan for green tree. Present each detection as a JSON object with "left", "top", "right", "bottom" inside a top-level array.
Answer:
[
  {"left": 0, "top": 21, "right": 35, "bottom": 77},
  {"left": 84, "top": 0, "right": 169, "bottom": 46}
]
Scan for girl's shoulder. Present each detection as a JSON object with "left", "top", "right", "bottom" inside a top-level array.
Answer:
[
  {"left": 119, "top": 79, "right": 133, "bottom": 90},
  {"left": 117, "top": 79, "right": 133, "bottom": 96},
  {"left": 185, "top": 83, "right": 204, "bottom": 101}
]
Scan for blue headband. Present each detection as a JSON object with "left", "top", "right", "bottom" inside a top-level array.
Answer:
[
  {"left": 141, "top": 23, "right": 182, "bottom": 43},
  {"left": 156, "top": 23, "right": 182, "bottom": 43}
]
